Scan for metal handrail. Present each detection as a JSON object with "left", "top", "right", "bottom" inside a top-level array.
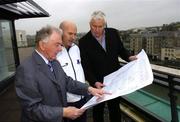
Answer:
[
  {"left": 150, "top": 64, "right": 179, "bottom": 122},
  {"left": 120, "top": 61, "right": 180, "bottom": 122}
]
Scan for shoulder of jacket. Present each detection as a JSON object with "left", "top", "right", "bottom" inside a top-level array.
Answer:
[
  {"left": 57, "top": 46, "right": 66, "bottom": 54},
  {"left": 79, "top": 31, "right": 91, "bottom": 42},
  {"left": 71, "top": 43, "right": 78, "bottom": 47},
  {"left": 70, "top": 43, "right": 80, "bottom": 51},
  {"left": 105, "top": 28, "right": 118, "bottom": 33}
]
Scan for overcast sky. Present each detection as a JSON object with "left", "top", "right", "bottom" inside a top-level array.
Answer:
[{"left": 15, "top": 0, "right": 180, "bottom": 35}]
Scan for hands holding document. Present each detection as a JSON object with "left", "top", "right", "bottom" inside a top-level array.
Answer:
[
  {"left": 81, "top": 49, "right": 153, "bottom": 110},
  {"left": 64, "top": 86, "right": 109, "bottom": 119},
  {"left": 95, "top": 82, "right": 105, "bottom": 89},
  {"left": 63, "top": 106, "right": 85, "bottom": 120},
  {"left": 88, "top": 86, "right": 105, "bottom": 97}
]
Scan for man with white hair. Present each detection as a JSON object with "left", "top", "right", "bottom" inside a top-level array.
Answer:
[{"left": 79, "top": 10, "right": 137, "bottom": 122}]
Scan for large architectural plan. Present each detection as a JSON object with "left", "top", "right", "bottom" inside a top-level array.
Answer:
[{"left": 81, "top": 49, "right": 154, "bottom": 109}]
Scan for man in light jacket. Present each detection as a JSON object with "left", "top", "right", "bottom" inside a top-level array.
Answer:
[{"left": 56, "top": 21, "right": 87, "bottom": 122}]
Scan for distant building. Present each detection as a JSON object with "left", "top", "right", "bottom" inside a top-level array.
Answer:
[
  {"left": 144, "top": 33, "right": 161, "bottom": 60},
  {"left": 174, "top": 31, "right": 180, "bottom": 47},
  {"left": 76, "top": 32, "right": 86, "bottom": 44},
  {"left": 26, "top": 35, "right": 36, "bottom": 46},
  {"left": 158, "top": 31, "right": 177, "bottom": 48},
  {"left": 16, "top": 30, "right": 27, "bottom": 47},
  {"left": 161, "top": 48, "right": 176, "bottom": 61},
  {"left": 161, "top": 48, "right": 180, "bottom": 61},
  {"left": 129, "top": 30, "right": 180, "bottom": 61},
  {"left": 176, "top": 49, "right": 180, "bottom": 61},
  {"left": 119, "top": 31, "right": 131, "bottom": 50},
  {"left": 16, "top": 30, "right": 36, "bottom": 47},
  {"left": 129, "top": 34, "right": 146, "bottom": 55}
]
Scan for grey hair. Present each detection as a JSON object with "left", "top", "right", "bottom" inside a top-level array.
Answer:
[
  {"left": 35, "top": 25, "right": 62, "bottom": 45},
  {"left": 90, "top": 10, "right": 106, "bottom": 23}
]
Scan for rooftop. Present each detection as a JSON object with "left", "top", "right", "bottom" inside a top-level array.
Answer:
[{"left": 0, "top": 0, "right": 49, "bottom": 19}]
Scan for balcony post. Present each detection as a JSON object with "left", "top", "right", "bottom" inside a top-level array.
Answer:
[{"left": 168, "top": 75, "right": 178, "bottom": 122}]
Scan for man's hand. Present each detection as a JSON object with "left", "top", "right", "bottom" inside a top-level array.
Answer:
[
  {"left": 88, "top": 86, "right": 105, "bottom": 98},
  {"left": 63, "top": 107, "right": 85, "bottom": 120},
  {"left": 129, "top": 55, "right": 137, "bottom": 61},
  {"left": 95, "top": 82, "right": 105, "bottom": 89}
]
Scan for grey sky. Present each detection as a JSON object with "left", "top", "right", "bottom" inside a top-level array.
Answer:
[{"left": 15, "top": 0, "right": 180, "bottom": 35}]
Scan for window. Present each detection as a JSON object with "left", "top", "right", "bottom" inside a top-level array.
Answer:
[{"left": 0, "top": 20, "right": 16, "bottom": 82}]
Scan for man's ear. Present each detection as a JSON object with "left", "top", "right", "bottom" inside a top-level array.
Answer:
[{"left": 39, "top": 41, "right": 46, "bottom": 51}]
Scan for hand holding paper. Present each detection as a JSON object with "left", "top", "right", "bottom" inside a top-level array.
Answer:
[{"left": 81, "top": 49, "right": 153, "bottom": 110}]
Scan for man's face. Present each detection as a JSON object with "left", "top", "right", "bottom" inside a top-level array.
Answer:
[
  {"left": 90, "top": 19, "right": 105, "bottom": 38},
  {"left": 43, "top": 31, "right": 63, "bottom": 60},
  {"left": 62, "top": 25, "right": 77, "bottom": 48}
]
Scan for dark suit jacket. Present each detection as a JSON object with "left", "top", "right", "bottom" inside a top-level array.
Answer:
[
  {"left": 15, "top": 51, "right": 89, "bottom": 122},
  {"left": 79, "top": 28, "right": 130, "bottom": 86}
]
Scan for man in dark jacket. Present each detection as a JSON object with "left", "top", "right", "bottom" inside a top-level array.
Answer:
[{"left": 79, "top": 10, "right": 137, "bottom": 122}]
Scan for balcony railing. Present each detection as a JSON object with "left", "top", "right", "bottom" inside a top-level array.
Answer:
[{"left": 120, "top": 61, "right": 180, "bottom": 122}]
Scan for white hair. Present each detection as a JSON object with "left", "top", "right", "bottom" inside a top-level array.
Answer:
[{"left": 90, "top": 10, "right": 106, "bottom": 23}]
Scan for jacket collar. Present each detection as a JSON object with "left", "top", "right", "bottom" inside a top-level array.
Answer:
[{"left": 32, "top": 51, "right": 57, "bottom": 83}]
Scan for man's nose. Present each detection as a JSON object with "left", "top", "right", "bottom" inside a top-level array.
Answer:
[
  {"left": 72, "top": 34, "right": 76, "bottom": 40},
  {"left": 95, "top": 26, "right": 101, "bottom": 30}
]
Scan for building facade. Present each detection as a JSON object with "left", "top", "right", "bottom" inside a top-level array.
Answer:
[{"left": 16, "top": 30, "right": 28, "bottom": 47}]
